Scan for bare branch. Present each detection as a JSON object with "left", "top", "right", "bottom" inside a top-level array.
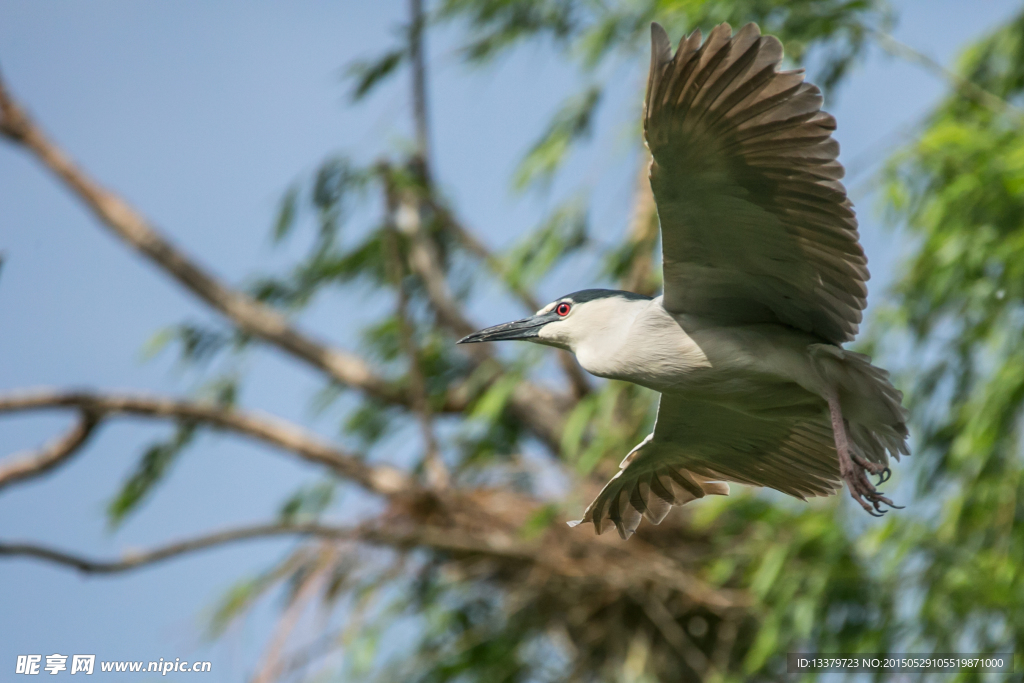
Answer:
[
  {"left": 0, "top": 410, "right": 101, "bottom": 491},
  {"left": 0, "top": 70, "right": 408, "bottom": 407},
  {"left": 638, "top": 592, "right": 712, "bottom": 676},
  {"left": 0, "top": 390, "right": 414, "bottom": 497},
  {"left": 401, "top": 0, "right": 481, "bottom": 350},
  {"left": 404, "top": 188, "right": 579, "bottom": 450},
  {"left": 0, "top": 517, "right": 746, "bottom": 611},
  {"left": 0, "top": 523, "right": 356, "bottom": 574},
  {"left": 401, "top": 0, "right": 480, "bottom": 345},
  {"left": 0, "top": 521, "right": 539, "bottom": 577},
  {"left": 0, "top": 67, "right": 31, "bottom": 141},
  {"left": 432, "top": 198, "right": 543, "bottom": 311}
]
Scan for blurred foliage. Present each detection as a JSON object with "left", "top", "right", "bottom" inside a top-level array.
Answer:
[
  {"left": 107, "top": 421, "right": 197, "bottom": 526},
  {"left": 347, "top": 48, "right": 408, "bottom": 102},
  {"left": 500, "top": 200, "right": 588, "bottom": 288},
  {"left": 513, "top": 87, "right": 601, "bottom": 190},
  {"left": 279, "top": 481, "right": 336, "bottom": 523},
  {"left": 434, "top": 0, "right": 890, "bottom": 189},
  {"left": 99, "top": 0, "right": 1022, "bottom": 680},
  {"left": 875, "top": 7, "right": 1024, "bottom": 668},
  {"left": 439, "top": 0, "right": 887, "bottom": 84}
]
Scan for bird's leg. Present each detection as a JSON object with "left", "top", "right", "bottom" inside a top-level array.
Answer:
[{"left": 824, "top": 387, "right": 899, "bottom": 516}]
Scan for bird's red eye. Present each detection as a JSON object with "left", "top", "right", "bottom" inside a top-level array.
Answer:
[{"left": 556, "top": 302, "right": 571, "bottom": 317}]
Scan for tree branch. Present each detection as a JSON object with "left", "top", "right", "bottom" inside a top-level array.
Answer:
[
  {"left": 0, "top": 518, "right": 747, "bottom": 611},
  {"left": 0, "top": 523, "right": 358, "bottom": 574},
  {"left": 0, "top": 69, "right": 410, "bottom": 407},
  {"left": 0, "top": 410, "right": 101, "bottom": 491},
  {"left": 0, "top": 389, "right": 414, "bottom": 497},
  {"left": 384, "top": 182, "right": 449, "bottom": 488},
  {"left": 395, "top": 182, "right": 480, "bottom": 341},
  {"left": 0, "top": 70, "right": 578, "bottom": 447},
  {"left": 638, "top": 592, "right": 712, "bottom": 677}
]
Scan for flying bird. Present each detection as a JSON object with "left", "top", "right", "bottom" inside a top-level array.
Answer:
[{"left": 459, "top": 22, "right": 909, "bottom": 539}]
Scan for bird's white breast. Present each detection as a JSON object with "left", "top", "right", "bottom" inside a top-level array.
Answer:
[
  {"left": 575, "top": 298, "right": 827, "bottom": 412},
  {"left": 573, "top": 298, "right": 710, "bottom": 388}
]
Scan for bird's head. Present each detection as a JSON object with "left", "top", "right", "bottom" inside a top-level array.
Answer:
[{"left": 457, "top": 289, "right": 651, "bottom": 352}]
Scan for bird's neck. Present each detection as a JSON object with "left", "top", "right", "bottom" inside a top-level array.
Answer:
[{"left": 572, "top": 297, "right": 651, "bottom": 379}]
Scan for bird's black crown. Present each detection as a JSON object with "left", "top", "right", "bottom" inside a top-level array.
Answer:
[{"left": 560, "top": 289, "right": 651, "bottom": 304}]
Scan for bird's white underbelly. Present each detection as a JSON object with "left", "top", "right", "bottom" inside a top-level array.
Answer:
[{"left": 575, "top": 305, "right": 826, "bottom": 415}]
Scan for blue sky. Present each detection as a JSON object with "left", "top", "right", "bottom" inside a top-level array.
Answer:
[{"left": 1, "top": 1, "right": 1020, "bottom": 680}]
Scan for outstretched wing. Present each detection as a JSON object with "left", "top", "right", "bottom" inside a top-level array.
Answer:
[
  {"left": 570, "top": 394, "right": 841, "bottom": 539},
  {"left": 645, "top": 22, "right": 867, "bottom": 345}
]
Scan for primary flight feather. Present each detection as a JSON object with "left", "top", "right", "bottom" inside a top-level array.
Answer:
[{"left": 459, "top": 22, "right": 909, "bottom": 539}]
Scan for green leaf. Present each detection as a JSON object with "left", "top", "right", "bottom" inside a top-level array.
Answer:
[
  {"left": 346, "top": 48, "right": 406, "bottom": 101},
  {"left": 518, "top": 503, "right": 559, "bottom": 539},
  {"left": 279, "top": 481, "right": 335, "bottom": 523},
  {"left": 512, "top": 86, "right": 600, "bottom": 191},
  {"left": 107, "top": 421, "right": 197, "bottom": 526},
  {"left": 500, "top": 200, "right": 587, "bottom": 290},
  {"left": 273, "top": 184, "right": 300, "bottom": 242},
  {"left": 468, "top": 374, "right": 520, "bottom": 423}
]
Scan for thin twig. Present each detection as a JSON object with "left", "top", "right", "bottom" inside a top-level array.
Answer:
[
  {"left": 869, "top": 28, "right": 1024, "bottom": 123},
  {"left": 409, "top": 0, "right": 432, "bottom": 172},
  {"left": 423, "top": 196, "right": 593, "bottom": 398},
  {"left": 0, "top": 389, "right": 414, "bottom": 497},
  {"left": 638, "top": 593, "right": 712, "bottom": 678},
  {"left": 403, "top": 0, "right": 478, "bottom": 343},
  {"left": 252, "top": 544, "right": 338, "bottom": 683},
  {"left": 400, "top": 190, "right": 480, "bottom": 341},
  {"left": 383, "top": 177, "right": 449, "bottom": 488},
  {"left": 400, "top": 0, "right": 588, "bottom": 400},
  {"left": 0, "top": 523, "right": 353, "bottom": 574},
  {"left": 0, "top": 410, "right": 100, "bottom": 491}
]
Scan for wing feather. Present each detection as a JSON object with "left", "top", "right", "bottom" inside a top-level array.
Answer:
[
  {"left": 570, "top": 395, "right": 841, "bottom": 539},
  {"left": 645, "top": 22, "right": 867, "bottom": 343}
]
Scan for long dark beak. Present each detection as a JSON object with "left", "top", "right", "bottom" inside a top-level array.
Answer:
[{"left": 457, "top": 313, "right": 554, "bottom": 344}]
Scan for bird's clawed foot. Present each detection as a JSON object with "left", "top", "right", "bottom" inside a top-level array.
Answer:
[
  {"left": 852, "top": 453, "right": 892, "bottom": 487},
  {"left": 826, "top": 388, "right": 902, "bottom": 516},
  {"left": 840, "top": 454, "right": 901, "bottom": 516}
]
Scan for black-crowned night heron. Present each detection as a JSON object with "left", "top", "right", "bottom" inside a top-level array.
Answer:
[{"left": 459, "top": 22, "right": 909, "bottom": 539}]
